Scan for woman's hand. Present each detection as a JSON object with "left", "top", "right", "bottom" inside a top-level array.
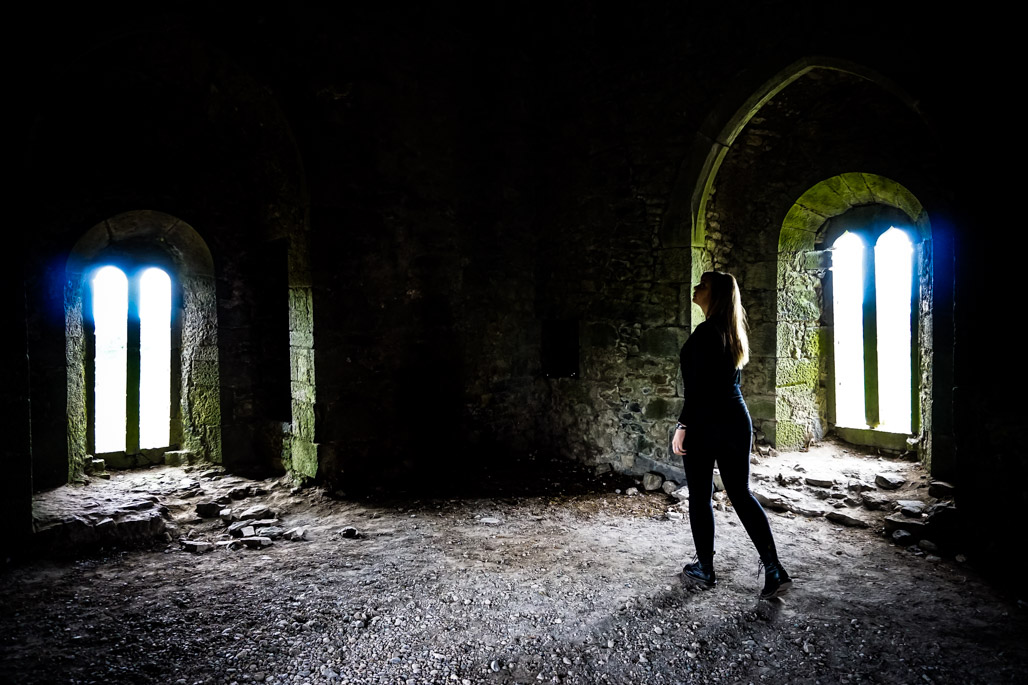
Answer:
[{"left": 672, "top": 426, "right": 686, "bottom": 456}]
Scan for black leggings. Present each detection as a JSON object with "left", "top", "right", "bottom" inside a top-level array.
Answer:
[{"left": 684, "top": 398, "right": 778, "bottom": 566}]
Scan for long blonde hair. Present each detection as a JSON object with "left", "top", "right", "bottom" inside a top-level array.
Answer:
[{"left": 702, "top": 271, "right": 749, "bottom": 369}]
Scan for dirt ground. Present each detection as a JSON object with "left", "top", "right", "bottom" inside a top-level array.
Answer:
[{"left": 2, "top": 440, "right": 1026, "bottom": 685}]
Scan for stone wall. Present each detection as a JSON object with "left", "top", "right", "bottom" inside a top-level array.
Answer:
[
  {"left": 7, "top": 3, "right": 998, "bottom": 510},
  {"left": 700, "top": 70, "right": 946, "bottom": 454}
]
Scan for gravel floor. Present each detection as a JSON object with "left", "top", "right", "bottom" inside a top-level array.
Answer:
[{"left": 2, "top": 445, "right": 1026, "bottom": 685}]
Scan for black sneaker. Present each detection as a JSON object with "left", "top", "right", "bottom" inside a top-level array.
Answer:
[
  {"left": 759, "top": 561, "right": 793, "bottom": 599},
  {"left": 682, "top": 561, "right": 717, "bottom": 587}
]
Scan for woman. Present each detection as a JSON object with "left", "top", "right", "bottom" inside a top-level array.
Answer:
[{"left": 671, "top": 271, "right": 792, "bottom": 599}]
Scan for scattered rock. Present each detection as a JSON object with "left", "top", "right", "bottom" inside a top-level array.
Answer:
[
  {"left": 642, "top": 473, "right": 663, "bottom": 491},
  {"left": 479, "top": 517, "right": 501, "bottom": 525},
  {"left": 339, "top": 526, "right": 362, "bottom": 539},
  {"left": 624, "top": 487, "right": 639, "bottom": 496},
  {"left": 918, "top": 539, "right": 939, "bottom": 553},
  {"left": 163, "top": 450, "right": 195, "bottom": 467},
  {"left": 240, "top": 505, "right": 274, "bottom": 519},
  {"left": 284, "top": 527, "right": 308, "bottom": 541},
  {"left": 804, "top": 475, "right": 835, "bottom": 488},
  {"left": 661, "top": 481, "right": 679, "bottom": 495},
  {"left": 227, "top": 520, "right": 256, "bottom": 537},
  {"left": 826, "top": 511, "right": 870, "bottom": 528},
  {"left": 776, "top": 473, "right": 802, "bottom": 486},
  {"left": 753, "top": 487, "right": 804, "bottom": 512},
  {"left": 846, "top": 479, "right": 875, "bottom": 493},
  {"left": 896, "top": 500, "right": 925, "bottom": 517},
  {"left": 238, "top": 536, "right": 273, "bottom": 549},
  {"left": 181, "top": 540, "right": 214, "bottom": 554},
  {"left": 195, "top": 502, "right": 222, "bottom": 518},
  {"left": 891, "top": 529, "right": 914, "bottom": 546},
  {"left": 256, "top": 526, "right": 286, "bottom": 540},
  {"left": 666, "top": 511, "right": 684, "bottom": 521},
  {"left": 228, "top": 486, "right": 252, "bottom": 500},
  {"left": 219, "top": 508, "right": 233, "bottom": 523},
  {"left": 670, "top": 487, "right": 689, "bottom": 504},
  {"left": 884, "top": 515, "right": 927, "bottom": 535},
  {"left": 929, "top": 481, "right": 956, "bottom": 498},
  {"left": 875, "top": 473, "right": 906, "bottom": 490},
  {"left": 860, "top": 492, "right": 889, "bottom": 510}
]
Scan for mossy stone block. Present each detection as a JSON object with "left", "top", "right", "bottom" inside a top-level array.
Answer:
[
  {"left": 777, "top": 358, "right": 818, "bottom": 387},
  {"left": 779, "top": 227, "right": 817, "bottom": 252},
  {"left": 291, "top": 400, "right": 315, "bottom": 440},
  {"left": 778, "top": 283, "right": 819, "bottom": 321},
  {"left": 189, "top": 386, "right": 221, "bottom": 420},
  {"left": 291, "top": 439, "right": 318, "bottom": 479},
  {"left": 288, "top": 288, "right": 314, "bottom": 332},
  {"left": 691, "top": 247, "right": 712, "bottom": 282},
  {"left": 838, "top": 173, "right": 876, "bottom": 206},
  {"left": 782, "top": 203, "right": 826, "bottom": 234},
  {"left": 291, "top": 348, "right": 316, "bottom": 384},
  {"left": 190, "top": 360, "right": 220, "bottom": 386},
  {"left": 776, "top": 420, "right": 807, "bottom": 451},
  {"left": 797, "top": 178, "right": 851, "bottom": 216},
  {"left": 291, "top": 381, "right": 316, "bottom": 403},
  {"left": 803, "top": 250, "right": 830, "bottom": 270}
]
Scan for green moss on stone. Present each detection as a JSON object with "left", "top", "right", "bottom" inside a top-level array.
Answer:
[
  {"left": 804, "top": 328, "right": 821, "bottom": 358},
  {"left": 776, "top": 420, "right": 807, "bottom": 450},
  {"left": 291, "top": 439, "right": 318, "bottom": 479},
  {"left": 838, "top": 173, "right": 876, "bottom": 206},
  {"left": 291, "top": 348, "right": 316, "bottom": 384},
  {"left": 292, "top": 400, "right": 315, "bottom": 440},
  {"left": 782, "top": 203, "right": 827, "bottom": 234},
  {"left": 188, "top": 385, "right": 221, "bottom": 420},
  {"left": 778, "top": 285, "right": 819, "bottom": 321},
  {"left": 777, "top": 353, "right": 818, "bottom": 386}
]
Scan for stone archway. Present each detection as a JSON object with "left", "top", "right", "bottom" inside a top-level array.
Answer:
[
  {"left": 775, "top": 173, "right": 936, "bottom": 468},
  {"left": 66, "top": 210, "right": 221, "bottom": 474}
]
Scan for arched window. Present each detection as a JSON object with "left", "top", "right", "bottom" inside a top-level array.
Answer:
[
  {"left": 830, "top": 226, "right": 916, "bottom": 435},
  {"left": 88, "top": 264, "right": 173, "bottom": 454},
  {"left": 776, "top": 174, "right": 943, "bottom": 464},
  {"left": 67, "top": 211, "right": 222, "bottom": 471}
]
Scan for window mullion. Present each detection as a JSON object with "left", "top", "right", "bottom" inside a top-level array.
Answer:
[
  {"left": 127, "top": 274, "right": 142, "bottom": 454},
  {"left": 862, "top": 243, "right": 880, "bottom": 428}
]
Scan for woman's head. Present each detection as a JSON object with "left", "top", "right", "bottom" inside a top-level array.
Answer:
[{"left": 695, "top": 271, "right": 749, "bottom": 368}]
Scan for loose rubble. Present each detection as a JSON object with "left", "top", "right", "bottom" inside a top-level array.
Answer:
[{"left": 5, "top": 440, "right": 1026, "bottom": 685}]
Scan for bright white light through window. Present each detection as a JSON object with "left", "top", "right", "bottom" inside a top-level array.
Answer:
[
  {"left": 832, "top": 232, "right": 866, "bottom": 429},
  {"left": 139, "top": 267, "right": 171, "bottom": 448},
  {"left": 875, "top": 228, "right": 913, "bottom": 433},
  {"left": 92, "top": 266, "right": 128, "bottom": 452}
]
